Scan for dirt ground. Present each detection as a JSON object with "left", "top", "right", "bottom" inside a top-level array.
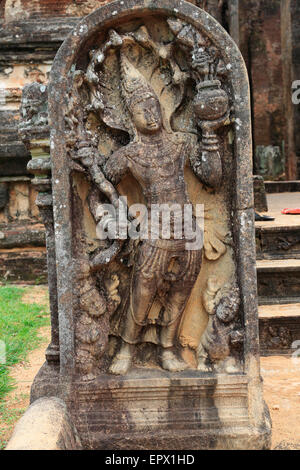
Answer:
[
  {"left": 0, "top": 286, "right": 50, "bottom": 447},
  {"left": 261, "top": 355, "right": 300, "bottom": 450},
  {"left": 1, "top": 286, "right": 300, "bottom": 450},
  {"left": 20, "top": 284, "right": 50, "bottom": 310}
]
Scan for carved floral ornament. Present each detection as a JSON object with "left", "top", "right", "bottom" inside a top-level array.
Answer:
[{"left": 48, "top": 2, "right": 251, "bottom": 380}]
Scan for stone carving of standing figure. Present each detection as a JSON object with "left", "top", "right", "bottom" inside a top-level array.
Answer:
[{"left": 90, "top": 49, "right": 203, "bottom": 375}]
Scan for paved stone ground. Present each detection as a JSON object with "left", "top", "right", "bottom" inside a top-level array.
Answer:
[{"left": 256, "top": 192, "right": 300, "bottom": 228}]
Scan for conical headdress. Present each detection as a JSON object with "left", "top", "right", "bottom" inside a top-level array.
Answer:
[{"left": 120, "top": 47, "right": 157, "bottom": 110}]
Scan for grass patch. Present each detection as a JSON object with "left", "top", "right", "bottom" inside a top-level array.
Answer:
[
  {"left": 0, "top": 401, "right": 26, "bottom": 449},
  {"left": 0, "top": 286, "right": 50, "bottom": 449}
]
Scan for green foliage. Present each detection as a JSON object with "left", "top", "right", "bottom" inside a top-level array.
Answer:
[
  {"left": 0, "top": 286, "right": 49, "bottom": 399},
  {"left": 0, "top": 285, "right": 50, "bottom": 448}
]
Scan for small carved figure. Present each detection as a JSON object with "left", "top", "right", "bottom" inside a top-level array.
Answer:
[
  {"left": 260, "top": 325, "right": 292, "bottom": 351},
  {"left": 19, "top": 82, "right": 48, "bottom": 129},
  {"left": 197, "top": 276, "right": 242, "bottom": 373},
  {"left": 75, "top": 259, "right": 121, "bottom": 380}
]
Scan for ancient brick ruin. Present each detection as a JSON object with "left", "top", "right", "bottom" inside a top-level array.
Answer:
[{"left": 0, "top": 1, "right": 299, "bottom": 284}]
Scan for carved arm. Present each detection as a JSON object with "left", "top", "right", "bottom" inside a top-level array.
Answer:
[{"left": 103, "top": 147, "right": 129, "bottom": 187}]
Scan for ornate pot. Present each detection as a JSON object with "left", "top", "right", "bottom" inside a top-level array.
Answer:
[{"left": 193, "top": 79, "right": 228, "bottom": 121}]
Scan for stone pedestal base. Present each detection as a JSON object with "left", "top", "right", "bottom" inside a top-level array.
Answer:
[{"left": 31, "top": 366, "right": 271, "bottom": 450}]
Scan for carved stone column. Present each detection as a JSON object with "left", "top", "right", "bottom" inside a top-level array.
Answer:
[{"left": 19, "top": 82, "right": 59, "bottom": 364}]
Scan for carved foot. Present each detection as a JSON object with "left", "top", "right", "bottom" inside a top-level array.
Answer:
[
  {"left": 161, "top": 349, "right": 188, "bottom": 372},
  {"left": 224, "top": 363, "right": 239, "bottom": 373},
  {"left": 109, "top": 342, "right": 133, "bottom": 375},
  {"left": 82, "top": 373, "right": 97, "bottom": 382},
  {"left": 197, "top": 344, "right": 213, "bottom": 372},
  {"left": 109, "top": 354, "right": 132, "bottom": 375},
  {"left": 197, "top": 361, "right": 213, "bottom": 372}
]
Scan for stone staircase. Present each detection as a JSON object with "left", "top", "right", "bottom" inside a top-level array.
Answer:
[{"left": 256, "top": 189, "right": 300, "bottom": 355}]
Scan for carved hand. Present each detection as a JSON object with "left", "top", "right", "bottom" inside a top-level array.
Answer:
[
  {"left": 192, "top": 148, "right": 223, "bottom": 189},
  {"left": 197, "top": 110, "right": 230, "bottom": 133}
]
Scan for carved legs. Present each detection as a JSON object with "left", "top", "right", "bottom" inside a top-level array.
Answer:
[
  {"left": 160, "top": 316, "right": 188, "bottom": 372},
  {"left": 109, "top": 245, "right": 202, "bottom": 374},
  {"left": 197, "top": 342, "right": 213, "bottom": 372},
  {"left": 109, "top": 272, "right": 155, "bottom": 375}
]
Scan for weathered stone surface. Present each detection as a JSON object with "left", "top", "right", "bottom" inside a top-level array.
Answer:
[
  {"left": 253, "top": 175, "right": 268, "bottom": 212},
  {"left": 0, "top": 173, "right": 46, "bottom": 284},
  {"left": 18, "top": 81, "right": 60, "bottom": 361},
  {"left": 291, "top": 0, "right": 300, "bottom": 178},
  {"left": 238, "top": 1, "right": 289, "bottom": 176},
  {"left": 70, "top": 371, "right": 269, "bottom": 450},
  {"left": 257, "top": 258, "right": 300, "bottom": 305},
  {"left": 30, "top": 364, "right": 271, "bottom": 450},
  {"left": 0, "top": 90, "right": 44, "bottom": 273},
  {"left": 255, "top": 145, "right": 284, "bottom": 181},
  {"left": 5, "top": 397, "right": 82, "bottom": 450},
  {"left": 0, "top": 247, "right": 47, "bottom": 283},
  {"left": 0, "top": 182, "right": 8, "bottom": 210},
  {"left": 0, "top": 109, "right": 31, "bottom": 176},
  {"left": 24, "top": 0, "right": 272, "bottom": 450},
  {"left": 265, "top": 180, "right": 300, "bottom": 193},
  {"left": 259, "top": 303, "right": 300, "bottom": 355},
  {"left": 256, "top": 225, "right": 300, "bottom": 260},
  {"left": 0, "top": 178, "right": 40, "bottom": 224},
  {"left": 0, "top": 223, "right": 45, "bottom": 248}
]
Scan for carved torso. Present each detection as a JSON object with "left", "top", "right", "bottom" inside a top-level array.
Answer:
[{"left": 125, "top": 132, "right": 191, "bottom": 206}]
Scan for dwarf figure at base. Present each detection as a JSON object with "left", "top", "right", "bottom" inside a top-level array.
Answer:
[{"left": 197, "top": 276, "right": 243, "bottom": 373}]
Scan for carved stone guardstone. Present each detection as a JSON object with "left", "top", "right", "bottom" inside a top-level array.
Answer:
[{"left": 31, "top": 0, "right": 271, "bottom": 449}]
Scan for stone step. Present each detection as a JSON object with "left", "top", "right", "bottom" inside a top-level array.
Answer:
[
  {"left": 257, "top": 258, "right": 300, "bottom": 305},
  {"left": 255, "top": 192, "right": 300, "bottom": 260},
  {"left": 0, "top": 223, "right": 45, "bottom": 249},
  {"left": 265, "top": 180, "right": 300, "bottom": 193},
  {"left": 259, "top": 303, "right": 300, "bottom": 355},
  {"left": 0, "top": 247, "right": 47, "bottom": 284},
  {"left": 256, "top": 224, "right": 300, "bottom": 259}
]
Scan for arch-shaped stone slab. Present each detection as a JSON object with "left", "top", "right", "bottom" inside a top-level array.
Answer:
[{"left": 40, "top": 0, "right": 271, "bottom": 449}]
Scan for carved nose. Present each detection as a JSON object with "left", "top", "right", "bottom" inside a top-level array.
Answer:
[{"left": 146, "top": 110, "right": 156, "bottom": 124}]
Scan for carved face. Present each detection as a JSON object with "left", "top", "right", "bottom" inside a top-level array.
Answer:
[
  {"left": 216, "top": 287, "right": 240, "bottom": 324},
  {"left": 130, "top": 95, "right": 162, "bottom": 134}
]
